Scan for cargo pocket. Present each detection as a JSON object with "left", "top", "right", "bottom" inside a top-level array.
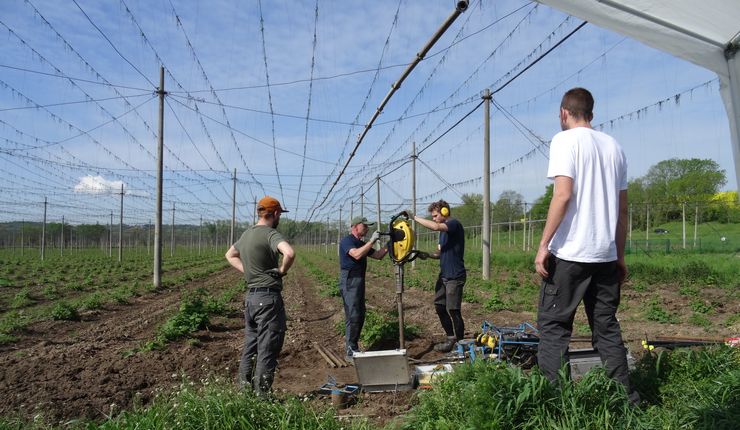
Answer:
[{"left": 540, "top": 283, "right": 559, "bottom": 311}]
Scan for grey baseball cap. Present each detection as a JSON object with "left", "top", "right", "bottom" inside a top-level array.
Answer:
[{"left": 351, "top": 216, "right": 375, "bottom": 227}]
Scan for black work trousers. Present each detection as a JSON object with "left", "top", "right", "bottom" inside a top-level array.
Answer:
[
  {"left": 238, "top": 289, "right": 286, "bottom": 395},
  {"left": 537, "top": 256, "right": 638, "bottom": 403},
  {"left": 339, "top": 270, "right": 365, "bottom": 353},
  {"left": 434, "top": 274, "right": 466, "bottom": 340}
]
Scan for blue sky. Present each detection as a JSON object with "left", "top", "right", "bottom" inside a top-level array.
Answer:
[{"left": 0, "top": 0, "right": 734, "bottom": 226}]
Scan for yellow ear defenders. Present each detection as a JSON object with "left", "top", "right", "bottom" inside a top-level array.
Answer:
[{"left": 440, "top": 206, "right": 449, "bottom": 217}]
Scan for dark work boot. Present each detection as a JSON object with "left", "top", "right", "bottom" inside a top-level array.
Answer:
[
  {"left": 237, "top": 355, "right": 255, "bottom": 391},
  {"left": 254, "top": 371, "right": 275, "bottom": 399},
  {"left": 434, "top": 336, "right": 457, "bottom": 353}
]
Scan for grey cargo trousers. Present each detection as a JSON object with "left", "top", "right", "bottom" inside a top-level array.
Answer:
[
  {"left": 238, "top": 289, "right": 286, "bottom": 395},
  {"left": 537, "top": 256, "right": 639, "bottom": 404}
]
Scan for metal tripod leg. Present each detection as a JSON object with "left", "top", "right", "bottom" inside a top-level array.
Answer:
[{"left": 395, "top": 264, "right": 405, "bottom": 349}]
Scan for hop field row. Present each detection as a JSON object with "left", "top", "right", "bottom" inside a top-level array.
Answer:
[{"left": 0, "top": 249, "right": 231, "bottom": 344}]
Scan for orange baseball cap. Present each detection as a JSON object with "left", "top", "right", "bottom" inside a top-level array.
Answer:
[{"left": 257, "top": 195, "right": 289, "bottom": 213}]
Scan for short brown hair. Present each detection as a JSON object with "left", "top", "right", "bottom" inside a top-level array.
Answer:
[
  {"left": 427, "top": 199, "right": 450, "bottom": 214},
  {"left": 561, "top": 87, "right": 594, "bottom": 121}
]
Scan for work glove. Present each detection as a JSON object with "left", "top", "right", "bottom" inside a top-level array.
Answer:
[
  {"left": 265, "top": 268, "right": 286, "bottom": 279},
  {"left": 369, "top": 230, "right": 381, "bottom": 243}
]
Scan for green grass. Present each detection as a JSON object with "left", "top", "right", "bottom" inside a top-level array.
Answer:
[
  {"left": 0, "top": 377, "right": 373, "bottom": 430},
  {"left": 402, "top": 345, "right": 739, "bottom": 430}
]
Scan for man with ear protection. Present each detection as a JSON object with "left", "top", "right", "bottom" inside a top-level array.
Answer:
[{"left": 412, "top": 199, "right": 467, "bottom": 352}]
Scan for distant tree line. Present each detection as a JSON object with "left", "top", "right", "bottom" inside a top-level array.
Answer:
[
  {"left": 446, "top": 158, "right": 737, "bottom": 230},
  {"left": 0, "top": 158, "right": 736, "bottom": 250}
]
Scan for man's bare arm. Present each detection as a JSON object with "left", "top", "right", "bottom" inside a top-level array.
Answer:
[
  {"left": 534, "top": 176, "right": 573, "bottom": 278},
  {"left": 225, "top": 245, "right": 244, "bottom": 273}
]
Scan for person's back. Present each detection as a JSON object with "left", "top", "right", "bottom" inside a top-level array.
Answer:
[
  {"left": 547, "top": 127, "right": 627, "bottom": 262},
  {"left": 439, "top": 217, "right": 466, "bottom": 278},
  {"left": 225, "top": 196, "right": 294, "bottom": 396},
  {"left": 237, "top": 225, "right": 285, "bottom": 290},
  {"left": 534, "top": 88, "right": 639, "bottom": 405}
]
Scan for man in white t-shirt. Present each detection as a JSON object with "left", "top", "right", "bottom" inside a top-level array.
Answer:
[{"left": 534, "top": 88, "right": 639, "bottom": 405}]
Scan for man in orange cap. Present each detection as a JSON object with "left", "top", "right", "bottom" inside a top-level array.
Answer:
[{"left": 226, "top": 195, "right": 294, "bottom": 396}]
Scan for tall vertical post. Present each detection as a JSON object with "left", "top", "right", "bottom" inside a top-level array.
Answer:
[
  {"left": 376, "top": 176, "right": 381, "bottom": 231},
  {"left": 199, "top": 215, "right": 203, "bottom": 256},
  {"left": 337, "top": 207, "right": 342, "bottom": 257},
  {"left": 645, "top": 204, "right": 650, "bottom": 248},
  {"left": 325, "top": 216, "right": 329, "bottom": 254},
  {"left": 118, "top": 184, "right": 124, "bottom": 262},
  {"left": 522, "top": 202, "right": 527, "bottom": 251},
  {"left": 628, "top": 204, "right": 633, "bottom": 251},
  {"left": 693, "top": 204, "right": 698, "bottom": 248},
  {"left": 61, "top": 215, "right": 65, "bottom": 256},
  {"left": 319, "top": 218, "right": 324, "bottom": 253},
  {"left": 350, "top": 200, "right": 354, "bottom": 222},
  {"left": 360, "top": 188, "right": 364, "bottom": 217},
  {"left": 230, "top": 168, "right": 236, "bottom": 245},
  {"left": 41, "top": 197, "right": 47, "bottom": 260},
  {"left": 171, "top": 202, "right": 175, "bottom": 257},
  {"left": 482, "top": 89, "right": 491, "bottom": 279},
  {"left": 109, "top": 212, "right": 113, "bottom": 257},
  {"left": 508, "top": 217, "right": 512, "bottom": 247},
  {"left": 154, "top": 66, "right": 165, "bottom": 289},
  {"left": 396, "top": 265, "right": 405, "bottom": 349},
  {"left": 20, "top": 219, "right": 24, "bottom": 256},
  {"left": 148, "top": 220, "right": 151, "bottom": 255},
  {"left": 411, "top": 142, "right": 417, "bottom": 269},
  {"left": 253, "top": 200, "right": 257, "bottom": 226},
  {"left": 682, "top": 202, "right": 686, "bottom": 249}
]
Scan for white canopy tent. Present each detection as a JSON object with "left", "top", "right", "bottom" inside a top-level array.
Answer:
[{"left": 535, "top": 0, "right": 740, "bottom": 196}]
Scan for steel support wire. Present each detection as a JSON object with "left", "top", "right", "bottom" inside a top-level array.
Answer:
[
  {"left": 257, "top": 0, "right": 285, "bottom": 203},
  {"left": 296, "top": 0, "right": 321, "bottom": 219},
  {"left": 321, "top": 97, "right": 481, "bottom": 212},
  {"left": 310, "top": 1, "right": 470, "bottom": 220},
  {"left": 417, "top": 157, "right": 464, "bottom": 199},
  {"left": 491, "top": 98, "right": 549, "bottom": 159}
]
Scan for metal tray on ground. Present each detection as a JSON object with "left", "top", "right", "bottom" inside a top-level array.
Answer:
[{"left": 352, "top": 349, "right": 413, "bottom": 392}]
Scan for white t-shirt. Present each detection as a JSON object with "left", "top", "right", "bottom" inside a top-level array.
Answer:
[{"left": 547, "top": 127, "right": 627, "bottom": 263}]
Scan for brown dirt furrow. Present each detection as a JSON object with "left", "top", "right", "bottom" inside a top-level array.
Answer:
[{"left": 0, "top": 268, "right": 242, "bottom": 423}]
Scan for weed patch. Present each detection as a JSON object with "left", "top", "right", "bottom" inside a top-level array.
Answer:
[
  {"left": 50, "top": 301, "right": 79, "bottom": 321},
  {"left": 644, "top": 297, "right": 678, "bottom": 323}
]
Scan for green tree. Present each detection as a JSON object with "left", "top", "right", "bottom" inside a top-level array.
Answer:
[
  {"left": 453, "top": 193, "right": 483, "bottom": 227},
  {"left": 529, "top": 184, "right": 553, "bottom": 220},
  {"left": 76, "top": 223, "right": 108, "bottom": 244},
  {"left": 492, "top": 190, "right": 525, "bottom": 226},
  {"left": 641, "top": 158, "right": 726, "bottom": 222},
  {"left": 627, "top": 179, "right": 649, "bottom": 230},
  {"left": 704, "top": 191, "right": 740, "bottom": 224},
  {"left": 644, "top": 159, "right": 725, "bottom": 199}
]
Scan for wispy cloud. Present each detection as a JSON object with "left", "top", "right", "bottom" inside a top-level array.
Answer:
[{"left": 73, "top": 175, "right": 124, "bottom": 195}]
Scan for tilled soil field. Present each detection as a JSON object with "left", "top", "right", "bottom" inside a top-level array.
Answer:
[{"left": 0, "top": 253, "right": 737, "bottom": 427}]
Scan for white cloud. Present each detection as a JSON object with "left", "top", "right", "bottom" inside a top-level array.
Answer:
[{"left": 73, "top": 175, "right": 125, "bottom": 195}]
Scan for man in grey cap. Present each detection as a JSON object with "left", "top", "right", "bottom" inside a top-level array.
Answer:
[{"left": 338, "top": 216, "right": 388, "bottom": 361}]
